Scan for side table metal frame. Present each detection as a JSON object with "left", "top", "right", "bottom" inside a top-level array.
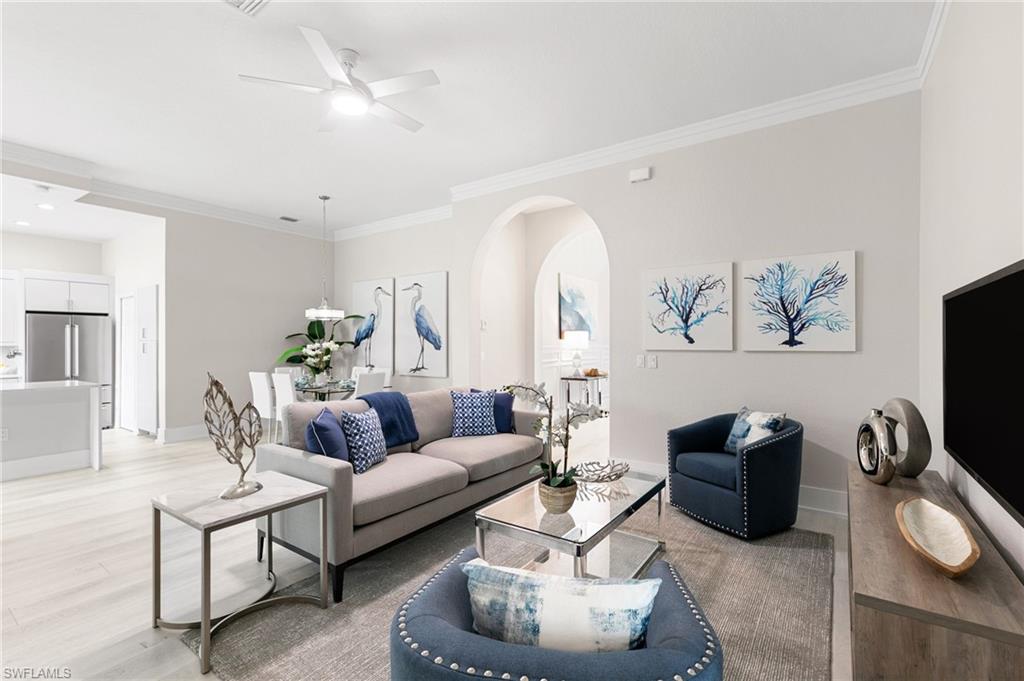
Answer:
[{"left": 152, "top": 491, "right": 328, "bottom": 674}]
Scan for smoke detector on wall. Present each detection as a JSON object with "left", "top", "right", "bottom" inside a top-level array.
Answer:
[{"left": 223, "top": 0, "right": 270, "bottom": 16}]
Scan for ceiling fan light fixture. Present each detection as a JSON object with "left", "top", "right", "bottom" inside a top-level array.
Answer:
[{"left": 331, "top": 90, "right": 370, "bottom": 116}]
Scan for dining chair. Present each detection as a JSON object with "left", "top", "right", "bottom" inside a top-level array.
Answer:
[
  {"left": 275, "top": 366, "right": 310, "bottom": 400},
  {"left": 352, "top": 365, "right": 392, "bottom": 388},
  {"left": 352, "top": 370, "right": 386, "bottom": 398},
  {"left": 270, "top": 372, "right": 299, "bottom": 443},
  {"left": 248, "top": 372, "right": 275, "bottom": 441}
]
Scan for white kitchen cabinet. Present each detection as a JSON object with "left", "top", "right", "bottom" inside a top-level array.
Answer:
[
  {"left": 69, "top": 282, "right": 110, "bottom": 314},
  {"left": 1, "top": 274, "right": 20, "bottom": 345},
  {"left": 24, "top": 278, "right": 71, "bottom": 312},
  {"left": 23, "top": 278, "right": 110, "bottom": 314}
]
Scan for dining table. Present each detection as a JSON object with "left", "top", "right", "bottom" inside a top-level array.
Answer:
[{"left": 295, "top": 379, "right": 355, "bottom": 402}]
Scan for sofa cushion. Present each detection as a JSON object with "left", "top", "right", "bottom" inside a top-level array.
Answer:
[
  {"left": 351, "top": 452, "right": 469, "bottom": 526},
  {"left": 674, "top": 451, "right": 737, "bottom": 490},
  {"left": 285, "top": 399, "right": 367, "bottom": 449},
  {"left": 407, "top": 387, "right": 470, "bottom": 449},
  {"left": 418, "top": 433, "right": 542, "bottom": 482}
]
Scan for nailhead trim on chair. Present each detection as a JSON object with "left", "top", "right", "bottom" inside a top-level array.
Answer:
[
  {"left": 396, "top": 548, "right": 718, "bottom": 680},
  {"left": 667, "top": 424, "right": 803, "bottom": 539}
]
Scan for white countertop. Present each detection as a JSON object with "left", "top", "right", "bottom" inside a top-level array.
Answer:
[{"left": 0, "top": 379, "right": 100, "bottom": 392}]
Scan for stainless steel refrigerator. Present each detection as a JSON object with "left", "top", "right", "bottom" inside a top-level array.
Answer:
[{"left": 26, "top": 312, "right": 113, "bottom": 428}]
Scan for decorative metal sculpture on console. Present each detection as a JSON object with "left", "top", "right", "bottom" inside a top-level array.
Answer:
[
  {"left": 857, "top": 408, "right": 897, "bottom": 484},
  {"left": 858, "top": 398, "right": 931, "bottom": 485},
  {"left": 203, "top": 372, "right": 264, "bottom": 499},
  {"left": 882, "top": 397, "right": 932, "bottom": 477}
]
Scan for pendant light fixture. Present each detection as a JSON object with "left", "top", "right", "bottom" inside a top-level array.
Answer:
[{"left": 305, "top": 194, "right": 346, "bottom": 321}]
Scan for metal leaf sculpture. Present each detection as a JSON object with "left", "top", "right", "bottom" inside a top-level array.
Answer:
[{"left": 203, "top": 372, "right": 264, "bottom": 499}]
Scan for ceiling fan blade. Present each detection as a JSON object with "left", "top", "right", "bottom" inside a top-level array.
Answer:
[
  {"left": 369, "top": 102, "right": 423, "bottom": 132},
  {"left": 367, "top": 70, "right": 440, "bottom": 99},
  {"left": 238, "top": 74, "right": 327, "bottom": 94},
  {"left": 298, "top": 25, "right": 350, "bottom": 86}
]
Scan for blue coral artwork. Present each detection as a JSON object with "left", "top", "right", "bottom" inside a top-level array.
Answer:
[
  {"left": 741, "top": 250, "right": 857, "bottom": 351},
  {"left": 558, "top": 273, "right": 598, "bottom": 339},
  {"left": 642, "top": 262, "right": 733, "bottom": 351}
]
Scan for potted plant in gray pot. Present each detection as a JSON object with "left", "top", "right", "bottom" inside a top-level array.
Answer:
[{"left": 504, "top": 382, "right": 604, "bottom": 513}]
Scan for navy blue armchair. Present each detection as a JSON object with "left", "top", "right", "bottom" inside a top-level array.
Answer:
[
  {"left": 668, "top": 413, "right": 803, "bottom": 540},
  {"left": 390, "top": 547, "right": 723, "bottom": 681}
]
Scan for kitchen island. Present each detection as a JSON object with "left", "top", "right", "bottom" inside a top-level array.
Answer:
[{"left": 0, "top": 380, "right": 102, "bottom": 480}]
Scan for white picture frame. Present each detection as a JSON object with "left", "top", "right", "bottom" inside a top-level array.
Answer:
[
  {"left": 643, "top": 262, "right": 733, "bottom": 351},
  {"left": 350, "top": 278, "right": 394, "bottom": 378},
  {"left": 740, "top": 250, "right": 856, "bottom": 352},
  {"left": 396, "top": 271, "right": 448, "bottom": 377}
]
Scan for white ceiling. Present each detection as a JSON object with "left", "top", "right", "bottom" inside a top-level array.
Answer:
[
  {"left": 1, "top": 2, "right": 935, "bottom": 235},
  {"left": 1, "top": 173, "right": 163, "bottom": 242}
]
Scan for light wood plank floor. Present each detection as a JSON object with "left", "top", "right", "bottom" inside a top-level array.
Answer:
[{"left": 1, "top": 428, "right": 851, "bottom": 680}]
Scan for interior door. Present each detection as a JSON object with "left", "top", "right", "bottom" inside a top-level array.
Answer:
[
  {"left": 25, "top": 313, "right": 71, "bottom": 381},
  {"left": 137, "top": 340, "right": 158, "bottom": 434},
  {"left": 73, "top": 315, "right": 111, "bottom": 384},
  {"left": 118, "top": 296, "right": 137, "bottom": 431}
]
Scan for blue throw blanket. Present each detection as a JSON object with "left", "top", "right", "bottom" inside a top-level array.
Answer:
[{"left": 361, "top": 391, "right": 419, "bottom": 449}]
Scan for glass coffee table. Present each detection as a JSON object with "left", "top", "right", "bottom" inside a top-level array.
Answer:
[{"left": 474, "top": 470, "right": 665, "bottom": 578}]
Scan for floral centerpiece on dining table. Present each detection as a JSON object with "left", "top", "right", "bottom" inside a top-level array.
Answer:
[{"left": 276, "top": 319, "right": 361, "bottom": 384}]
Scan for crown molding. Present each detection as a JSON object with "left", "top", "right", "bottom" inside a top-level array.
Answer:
[
  {"left": 451, "top": 65, "right": 923, "bottom": 202},
  {"left": 917, "top": 0, "right": 949, "bottom": 85},
  {"left": 1, "top": 140, "right": 96, "bottom": 178},
  {"left": 333, "top": 204, "right": 453, "bottom": 241}
]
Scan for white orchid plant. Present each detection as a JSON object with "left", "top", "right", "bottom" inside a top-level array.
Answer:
[
  {"left": 275, "top": 319, "right": 362, "bottom": 378},
  {"left": 503, "top": 382, "right": 605, "bottom": 489}
]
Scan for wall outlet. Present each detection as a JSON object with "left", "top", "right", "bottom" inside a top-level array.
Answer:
[
  {"left": 0, "top": 427, "right": 7, "bottom": 442},
  {"left": 646, "top": 353, "right": 658, "bottom": 369},
  {"left": 635, "top": 354, "right": 646, "bottom": 369}
]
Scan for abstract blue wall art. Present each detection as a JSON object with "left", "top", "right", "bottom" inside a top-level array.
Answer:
[
  {"left": 741, "top": 250, "right": 856, "bottom": 352},
  {"left": 642, "top": 262, "right": 733, "bottom": 350},
  {"left": 351, "top": 277, "right": 394, "bottom": 378},
  {"left": 558, "top": 273, "right": 598, "bottom": 339},
  {"left": 396, "top": 271, "right": 448, "bottom": 377}
]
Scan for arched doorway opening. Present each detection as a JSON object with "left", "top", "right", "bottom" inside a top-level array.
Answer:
[{"left": 472, "top": 197, "right": 610, "bottom": 463}]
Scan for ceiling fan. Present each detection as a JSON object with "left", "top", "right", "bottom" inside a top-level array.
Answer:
[{"left": 239, "top": 26, "right": 439, "bottom": 132}]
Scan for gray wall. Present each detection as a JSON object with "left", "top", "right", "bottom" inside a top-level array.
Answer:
[{"left": 919, "top": 1, "right": 1023, "bottom": 571}]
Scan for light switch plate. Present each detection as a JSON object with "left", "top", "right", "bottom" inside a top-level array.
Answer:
[
  {"left": 646, "top": 353, "right": 658, "bottom": 369},
  {"left": 635, "top": 354, "right": 646, "bottom": 368}
]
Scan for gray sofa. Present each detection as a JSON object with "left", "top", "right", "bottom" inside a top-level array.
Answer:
[{"left": 254, "top": 387, "right": 544, "bottom": 601}]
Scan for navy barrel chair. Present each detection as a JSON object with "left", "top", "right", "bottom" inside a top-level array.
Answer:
[
  {"left": 668, "top": 413, "right": 803, "bottom": 540},
  {"left": 390, "top": 547, "right": 724, "bottom": 681}
]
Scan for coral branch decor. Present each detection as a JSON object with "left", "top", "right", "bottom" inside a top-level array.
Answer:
[
  {"left": 643, "top": 262, "right": 733, "bottom": 351},
  {"left": 203, "top": 372, "right": 265, "bottom": 499},
  {"left": 741, "top": 250, "right": 856, "bottom": 351}
]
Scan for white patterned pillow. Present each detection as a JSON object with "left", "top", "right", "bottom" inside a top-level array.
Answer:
[
  {"left": 461, "top": 559, "right": 661, "bottom": 652},
  {"left": 723, "top": 407, "right": 787, "bottom": 453},
  {"left": 450, "top": 390, "right": 497, "bottom": 437},
  {"left": 339, "top": 408, "right": 387, "bottom": 474}
]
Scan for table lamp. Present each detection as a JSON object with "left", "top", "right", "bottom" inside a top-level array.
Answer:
[{"left": 562, "top": 330, "right": 590, "bottom": 377}]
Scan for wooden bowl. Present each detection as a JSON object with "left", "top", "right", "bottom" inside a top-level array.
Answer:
[{"left": 895, "top": 497, "right": 980, "bottom": 578}]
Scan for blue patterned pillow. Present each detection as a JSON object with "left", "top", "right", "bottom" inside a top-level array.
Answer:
[
  {"left": 724, "top": 407, "right": 787, "bottom": 453},
  {"left": 461, "top": 560, "right": 661, "bottom": 652},
  {"left": 451, "top": 390, "right": 497, "bottom": 437},
  {"left": 339, "top": 408, "right": 387, "bottom": 474}
]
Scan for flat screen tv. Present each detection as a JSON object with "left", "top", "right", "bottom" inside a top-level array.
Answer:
[{"left": 943, "top": 258, "right": 1024, "bottom": 527}]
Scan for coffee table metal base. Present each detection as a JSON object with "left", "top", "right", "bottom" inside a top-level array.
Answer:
[{"left": 523, "top": 530, "right": 665, "bottom": 579}]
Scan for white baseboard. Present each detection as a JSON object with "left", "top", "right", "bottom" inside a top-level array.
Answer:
[
  {"left": 798, "top": 485, "right": 848, "bottom": 517},
  {"left": 157, "top": 424, "right": 207, "bottom": 445},
  {"left": 618, "top": 459, "right": 848, "bottom": 517},
  {"left": 1, "top": 449, "right": 91, "bottom": 481}
]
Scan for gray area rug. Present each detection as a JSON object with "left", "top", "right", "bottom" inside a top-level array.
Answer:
[{"left": 182, "top": 503, "right": 833, "bottom": 681}]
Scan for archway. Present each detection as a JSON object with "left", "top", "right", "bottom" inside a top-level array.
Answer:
[{"left": 472, "top": 196, "right": 611, "bottom": 463}]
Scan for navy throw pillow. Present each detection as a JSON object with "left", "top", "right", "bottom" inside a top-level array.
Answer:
[
  {"left": 472, "top": 388, "right": 515, "bottom": 434},
  {"left": 305, "top": 408, "right": 349, "bottom": 461}
]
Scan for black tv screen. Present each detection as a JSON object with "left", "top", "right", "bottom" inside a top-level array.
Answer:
[{"left": 943, "top": 258, "right": 1024, "bottom": 527}]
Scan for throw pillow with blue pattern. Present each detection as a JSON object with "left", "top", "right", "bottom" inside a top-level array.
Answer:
[
  {"left": 724, "top": 407, "right": 787, "bottom": 453},
  {"left": 339, "top": 408, "right": 388, "bottom": 474},
  {"left": 451, "top": 390, "right": 497, "bottom": 437},
  {"left": 461, "top": 559, "right": 661, "bottom": 652}
]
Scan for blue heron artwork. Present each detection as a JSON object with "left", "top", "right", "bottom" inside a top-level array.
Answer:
[
  {"left": 351, "top": 280, "right": 393, "bottom": 371},
  {"left": 643, "top": 262, "right": 733, "bottom": 351},
  {"left": 741, "top": 250, "right": 856, "bottom": 352},
  {"left": 396, "top": 271, "right": 448, "bottom": 377}
]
